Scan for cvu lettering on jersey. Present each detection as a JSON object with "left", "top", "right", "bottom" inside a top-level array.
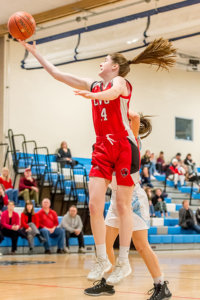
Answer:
[{"left": 93, "top": 100, "right": 110, "bottom": 106}]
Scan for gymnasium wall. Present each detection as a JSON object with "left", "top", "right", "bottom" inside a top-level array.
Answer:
[{"left": 4, "top": 38, "right": 200, "bottom": 164}]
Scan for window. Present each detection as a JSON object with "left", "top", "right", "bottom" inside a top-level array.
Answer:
[{"left": 175, "top": 117, "right": 193, "bottom": 141}]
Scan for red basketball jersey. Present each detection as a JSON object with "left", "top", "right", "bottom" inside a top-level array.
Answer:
[{"left": 91, "top": 80, "right": 134, "bottom": 141}]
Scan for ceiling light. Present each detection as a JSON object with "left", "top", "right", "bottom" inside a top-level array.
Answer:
[{"left": 126, "top": 38, "right": 139, "bottom": 45}]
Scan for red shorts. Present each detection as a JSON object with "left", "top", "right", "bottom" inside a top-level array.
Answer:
[{"left": 89, "top": 134, "right": 140, "bottom": 186}]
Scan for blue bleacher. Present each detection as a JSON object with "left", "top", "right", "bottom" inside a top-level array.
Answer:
[
  {"left": 0, "top": 235, "right": 94, "bottom": 248},
  {"left": 164, "top": 218, "right": 179, "bottom": 226},
  {"left": 179, "top": 186, "right": 198, "bottom": 193},
  {"left": 164, "top": 197, "right": 172, "bottom": 203},
  {"left": 154, "top": 175, "right": 165, "bottom": 181},
  {"left": 192, "top": 193, "right": 200, "bottom": 199}
]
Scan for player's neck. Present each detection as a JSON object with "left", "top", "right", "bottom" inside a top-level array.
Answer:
[{"left": 101, "top": 73, "right": 117, "bottom": 87}]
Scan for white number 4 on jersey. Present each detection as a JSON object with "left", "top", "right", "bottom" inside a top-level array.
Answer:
[{"left": 101, "top": 108, "right": 108, "bottom": 121}]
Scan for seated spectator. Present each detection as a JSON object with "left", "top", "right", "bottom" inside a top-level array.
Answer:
[
  {"left": 156, "top": 151, "right": 166, "bottom": 174},
  {"left": 144, "top": 187, "right": 155, "bottom": 217},
  {"left": 184, "top": 154, "right": 195, "bottom": 174},
  {"left": 0, "top": 167, "right": 18, "bottom": 204},
  {"left": 21, "top": 201, "right": 46, "bottom": 253},
  {"left": 57, "top": 141, "right": 78, "bottom": 168},
  {"left": 179, "top": 200, "right": 200, "bottom": 233},
  {"left": 141, "top": 150, "right": 153, "bottom": 187},
  {"left": 37, "top": 198, "right": 65, "bottom": 254},
  {"left": 149, "top": 153, "right": 159, "bottom": 178},
  {"left": 1, "top": 201, "right": 27, "bottom": 254},
  {"left": 184, "top": 154, "right": 199, "bottom": 183},
  {"left": 196, "top": 208, "right": 200, "bottom": 226},
  {"left": 0, "top": 184, "right": 8, "bottom": 214},
  {"left": 169, "top": 159, "right": 185, "bottom": 188},
  {"left": 172, "top": 152, "right": 182, "bottom": 164},
  {"left": 60, "top": 205, "right": 86, "bottom": 254},
  {"left": 152, "top": 188, "right": 165, "bottom": 206},
  {"left": 154, "top": 197, "right": 168, "bottom": 217},
  {"left": 149, "top": 199, "right": 155, "bottom": 218},
  {"left": 19, "top": 168, "right": 39, "bottom": 206}
]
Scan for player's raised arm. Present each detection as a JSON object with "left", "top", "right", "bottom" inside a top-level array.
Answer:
[
  {"left": 74, "top": 76, "right": 127, "bottom": 100},
  {"left": 19, "top": 41, "right": 93, "bottom": 91}
]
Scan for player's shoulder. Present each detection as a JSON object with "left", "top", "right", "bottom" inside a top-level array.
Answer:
[{"left": 90, "top": 80, "right": 102, "bottom": 91}]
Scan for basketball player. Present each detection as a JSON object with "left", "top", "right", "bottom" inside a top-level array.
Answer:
[
  {"left": 84, "top": 113, "right": 171, "bottom": 299},
  {"left": 19, "top": 38, "right": 176, "bottom": 285}
]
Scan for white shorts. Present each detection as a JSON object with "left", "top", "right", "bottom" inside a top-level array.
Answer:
[{"left": 105, "top": 183, "right": 150, "bottom": 231}]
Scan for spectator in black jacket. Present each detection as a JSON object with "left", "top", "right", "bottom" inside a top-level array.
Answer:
[
  {"left": 196, "top": 208, "right": 200, "bottom": 226},
  {"left": 141, "top": 150, "right": 153, "bottom": 187},
  {"left": 179, "top": 200, "right": 200, "bottom": 233},
  {"left": 184, "top": 154, "right": 199, "bottom": 183},
  {"left": 152, "top": 188, "right": 164, "bottom": 206},
  {"left": 57, "top": 141, "right": 78, "bottom": 168}
]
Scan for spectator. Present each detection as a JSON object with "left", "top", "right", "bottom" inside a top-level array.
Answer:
[
  {"left": 173, "top": 152, "right": 182, "bottom": 164},
  {"left": 21, "top": 201, "right": 46, "bottom": 253},
  {"left": 60, "top": 205, "right": 86, "bottom": 254},
  {"left": 141, "top": 150, "right": 153, "bottom": 187},
  {"left": 19, "top": 168, "right": 39, "bottom": 206},
  {"left": 149, "top": 153, "right": 158, "bottom": 178},
  {"left": 37, "top": 198, "right": 65, "bottom": 254},
  {"left": 154, "top": 197, "right": 168, "bottom": 217},
  {"left": 57, "top": 141, "right": 78, "bottom": 168},
  {"left": 156, "top": 151, "right": 166, "bottom": 174},
  {"left": 1, "top": 201, "right": 27, "bottom": 254},
  {"left": 149, "top": 199, "right": 155, "bottom": 218},
  {"left": 179, "top": 200, "right": 200, "bottom": 233},
  {"left": 144, "top": 187, "right": 155, "bottom": 217},
  {"left": 184, "top": 154, "right": 195, "bottom": 173},
  {"left": 0, "top": 167, "right": 18, "bottom": 204},
  {"left": 152, "top": 188, "right": 165, "bottom": 206},
  {"left": 196, "top": 208, "right": 200, "bottom": 226},
  {"left": 0, "top": 184, "right": 8, "bottom": 214},
  {"left": 169, "top": 159, "right": 185, "bottom": 188},
  {"left": 184, "top": 154, "right": 199, "bottom": 182}
]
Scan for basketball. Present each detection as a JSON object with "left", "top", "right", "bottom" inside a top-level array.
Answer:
[{"left": 7, "top": 11, "right": 36, "bottom": 41}]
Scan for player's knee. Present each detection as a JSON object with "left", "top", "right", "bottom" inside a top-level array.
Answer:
[
  {"left": 135, "top": 241, "right": 149, "bottom": 254},
  {"left": 89, "top": 201, "right": 102, "bottom": 216},
  {"left": 116, "top": 201, "right": 130, "bottom": 215}
]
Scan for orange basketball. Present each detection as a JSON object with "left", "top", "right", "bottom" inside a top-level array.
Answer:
[{"left": 7, "top": 11, "right": 36, "bottom": 41}]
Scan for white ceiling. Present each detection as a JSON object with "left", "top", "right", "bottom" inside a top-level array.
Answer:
[{"left": 2, "top": 0, "right": 200, "bottom": 71}]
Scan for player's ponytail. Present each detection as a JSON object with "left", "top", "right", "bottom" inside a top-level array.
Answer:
[
  {"left": 110, "top": 38, "right": 176, "bottom": 77},
  {"left": 139, "top": 114, "right": 152, "bottom": 139}
]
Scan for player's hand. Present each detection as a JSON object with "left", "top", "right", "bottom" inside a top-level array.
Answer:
[
  {"left": 18, "top": 40, "right": 37, "bottom": 55},
  {"left": 74, "top": 90, "right": 94, "bottom": 99}
]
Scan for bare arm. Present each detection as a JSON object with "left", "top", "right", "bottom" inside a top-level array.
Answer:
[
  {"left": 19, "top": 41, "right": 93, "bottom": 90},
  {"left": 129, "top": 111, "right": 140, "bottom": 138},
  {"left": 74, "top": 76, "right": 128, "bottom": 101}
]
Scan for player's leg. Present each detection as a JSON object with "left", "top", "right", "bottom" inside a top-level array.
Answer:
[
  {"left": 87, "top": 176, "right": 112, "bottom": 280},
  {"left": 105, "top": 225, "right": 119, "bottom": 266},
  {"left": 132, "top": 230, "right": 172, "bottom": 300},
  {"left": 107, "top": 184, "right": 133, "bottom": 284}
]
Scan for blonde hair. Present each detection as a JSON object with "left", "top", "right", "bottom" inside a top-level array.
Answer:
[
  {"left": 60, "top": 141, "right": 67, "bottom": 149},
  {"left": 1, "top": 167, "right": 10, "bottom": 181},
  {"left": 110, "top": 38, "right": 176, "bottom": 77}
]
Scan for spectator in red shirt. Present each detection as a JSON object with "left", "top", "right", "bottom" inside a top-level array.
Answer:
[
  {"left": 37, "top": 198, "right": 65, "bottom": 254},
  {"left": 21, "top": 201, "right": 46, "bottom": 253},
  {"left": 19, "top": 168, "right": 39, "bottom": 206},
  {"left": 0, "top": 184, "right": 9, "bottom": 214},
  {"left": 1, "top": 201, "right": 27, "bottom": 254},
  {"left": 0, "top": 167, "right": 18, "bottom": 204},
  {"left": 169, "top": 159, "right": 185, "bottom": 188}
]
